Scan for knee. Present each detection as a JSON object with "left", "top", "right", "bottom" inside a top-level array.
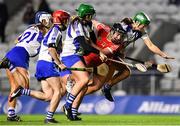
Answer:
[
  {"left": 53, "top": 89, "right": 61, "bottom": 97},
  {"left": 61, "top": 87, "right": 66, "bottom": 97},
  {"left": 43, "top": 90, "right": 54, "bottom": 102},
  {"left": 124, "top": 69, "right": 131, "bottom": 78},
  {"left": 81, "top": 79, "right": 89, "bottom": 87},
  {"left": 44, "top": 94, "right": 53, "bottom": 102},
  {"left": 77, "top": 77, "right": 89, "bottom": 87}
]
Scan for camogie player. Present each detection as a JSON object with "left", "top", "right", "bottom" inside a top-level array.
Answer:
[
  {"left": 60, "top": 3, "right": 107, "bottom": 120},
  {"left": 0, "top": 11, "right": 52, "bottom": 121},
  {"left": 9, "top": 10, "right": 70, "bottom": 124},
  {"left": 69, "top": 20, "right": 128, "bottom": 118},
  {"left": 101, "top": 12, "right": 175, "bottom": 101}
]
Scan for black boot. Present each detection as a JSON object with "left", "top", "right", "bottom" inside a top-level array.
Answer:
[
  {"left": 0, "top": 57, "right": 11, "bottom": 69},
  {"left": 102, "top": 85, "right": 114, "bottom": 102},
  {"left": 7, "top": 115, "right": 22, "bottom": 122}
]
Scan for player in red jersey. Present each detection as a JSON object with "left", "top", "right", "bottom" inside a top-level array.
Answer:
[{"left": 83, "top": 20, "right": 130, "bottom": 97}]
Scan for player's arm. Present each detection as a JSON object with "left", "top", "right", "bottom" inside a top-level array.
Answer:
[
  {"left": 74, "top": 21, "right": 107, "bottom": 61},
  {"left": 76, "top": 36, "right": 100, "bottom": 54},
  {"left": 47, "top": 27, "right": 66, "bottom": 69},
  {"left": 92, "top": 20, "right": 101, "bottom": 29},
  {"left": 143, "top": 36, "right": 175, "bottom": 59},
  {"left": 48, "top": 44, "right": 62, "bottom": 65}
]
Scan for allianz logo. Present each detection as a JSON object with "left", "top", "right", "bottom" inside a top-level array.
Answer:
[{"left": 138, "top": 101, "right": 180, "bottom": 113}]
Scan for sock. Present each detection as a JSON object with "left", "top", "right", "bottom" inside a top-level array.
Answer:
[
  {"left": 65, "top": 93, "right": 76, "bottom": 108},
  {"left": 21, "top": 89, "right": 31, "bottom": 96},
  {"left": 72, "top": 107, "right": 78, "bottom": 117},
  {"left": 46, "top": 111, "right": 54, "bottom": 120},
  {"left": 104, "top": 83, "right": 111, "bottom": 90},
  {"left": 8, "top": 107, "right": 16, "bottom": 117}
]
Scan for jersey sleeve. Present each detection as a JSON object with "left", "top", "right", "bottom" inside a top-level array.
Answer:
[
  {"left": 72, "top": 21, "right": 85, "bottom": 38},
  {"left": 47, "top": 26, "right": 61, "bottom": 45},
  {"left": 96, "top": 24, "right": 110, "bottom": 38},
  {"left": 141, "top": 29, "right": 149, "bottom": 40}
]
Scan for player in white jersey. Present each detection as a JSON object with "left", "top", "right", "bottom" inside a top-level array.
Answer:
[
  {"left": 9, "top": 10, "right": 70, "bottom": 124},
  {"left": 0, "top": 11, "right": 52, "bottom": 121},
  {"left": 60, "top": 4, "right": 107, "bottom": 121}
]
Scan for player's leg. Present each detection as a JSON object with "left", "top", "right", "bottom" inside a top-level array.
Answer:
[
  {"left": 71, "top": 86, "right": 88, "bottom": 120},
  {"left": 6, "top": 69, "right": 21, "bottom": 122},
  {"left": 15, "top": 67, "right": 30, "bottom": 88},
  {"left": 85, "top": 74, "right": 106, "bottom": 95},
  {"left": 44, "top": 76, "right": 62, "bottom": 123},
  {"left": 105, "top": 62, "right": 131, "bottom": 87},
  {"left": 21, "top": 80, "right": 53, "bottom": 101},
  {"left": 9, "top": 68, "right": 30, "bottom": 102},
  {"left": 63, "top": 60, "right": 89, "bottom": 120},
  {"left": 102, "top": 62, "right": 131, "bottom": 101},
  {"left": 60, "top": 74, "right": 71, "bottom": 97}
]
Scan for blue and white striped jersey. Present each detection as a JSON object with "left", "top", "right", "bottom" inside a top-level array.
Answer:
[
  {"left": 61, "top": 20, "right": 91, "bottom": 57},
  {"left": 16, "top": 26, "right": 43, "bottom": 57},
  {"left": 121, "top": 22, "right": 149, "bottom": 47},
  {"left": 38, "top": 24, "right": 62, "bottom": 62}
]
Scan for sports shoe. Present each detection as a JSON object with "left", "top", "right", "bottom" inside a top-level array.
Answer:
[
  {"left": 102, "top": 86, "right": 114, "bottom": 102},
  {"left": 77, "top": 112, "right": 81, "bottom": 116},
  {"left": 62, "top": 105, "right": 73, "bottom": 120},
  {"left": 44, "top": 118, "right": 58, "bottom": 124},
  {"left": 9, "top": 86, "right": 23, "bottom": 102},
  {"left": 0, "top": 57, "right": 10, "bottom": 69},
  {"left": 72, "top": 116, "right": 82, "bottom": 121},
  {"left": 7, "top": 115, "right": 22, "bottom": 122}
]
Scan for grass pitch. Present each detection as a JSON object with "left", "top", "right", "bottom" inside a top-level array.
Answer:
[{"left": 0, "top": 114, "right": 180, "bottom": 126}]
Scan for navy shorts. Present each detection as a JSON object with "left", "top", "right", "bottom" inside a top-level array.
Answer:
[
  {"left": 60, "top": 55, "right": 82, "bottom": 77},
  {"left": 6, "top": 46, "right": 29, "bottom": 70},
  {"left": 35, "top": 60, "right": 60, "bottom": 81}
]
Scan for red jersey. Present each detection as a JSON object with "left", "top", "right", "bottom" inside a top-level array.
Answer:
[
  {"left": 84, "top": 21, "right": 124, "bottom": 67},
  {"left": 96, "top": 23, "right": 123, "bottom": 54}
]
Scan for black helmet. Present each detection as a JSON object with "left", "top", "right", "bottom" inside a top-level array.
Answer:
[{"left": 111, "top": 23, "right": 126, "bottom": 34}]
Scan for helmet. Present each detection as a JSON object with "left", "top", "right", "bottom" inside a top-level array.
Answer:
[
  {"left": 111, "top": 23, "right": 126, "bottom": 34},
  {"left": 133, "top": 12, "right": 150, "bottom": 25},
  {"left": 35, "top": 11, "right": 52, "bottom": 24},
  {"left": 76, "top": 4, "right": 96, "bottom": 18},
  {"left": 52, "top": 10, "right": 70, "bottom": 24}
]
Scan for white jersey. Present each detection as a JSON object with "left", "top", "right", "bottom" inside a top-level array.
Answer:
[
  {"left": 61, "top": 20, "right": 91, "bottom": 57},
  {"left": 16, "top": 26, "right": 43, "bottom": 57},
  {"left": 38, "top": 25, "right": 62, "bottom": 62},
  {"left": 121, "top": 22, "right": 149, "bottom": 47}
]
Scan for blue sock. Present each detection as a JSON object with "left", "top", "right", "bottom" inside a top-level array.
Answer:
[
  {"left": 72, "top": 107, "right": 78, "bottom": 117},
  {"left": 8, "top": 107, "right": 16, "bottom": 117},
  {"left": 21, "top": 89, "right": 31, "bottom": 96},
  {"left": 65, "top": 93, "right": 75, "bottom": 108},
  {"left": 104, "top": 83, "right": 111, "bottom": 90},
  {"left": 46, "top": 111, "right": 54, "bottom": 120}
]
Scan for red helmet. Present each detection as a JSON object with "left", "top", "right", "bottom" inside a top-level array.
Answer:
[{"left": 53, "top": 10, "right": 70, "bottom": 24}]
